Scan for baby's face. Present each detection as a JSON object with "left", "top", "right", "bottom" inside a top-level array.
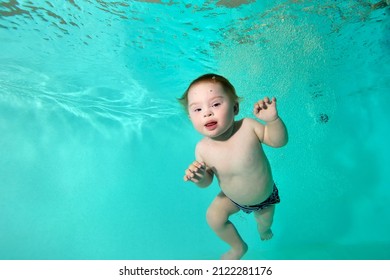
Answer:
[{"left": 187, "top": 81, "right": 236, "bottom": 139}]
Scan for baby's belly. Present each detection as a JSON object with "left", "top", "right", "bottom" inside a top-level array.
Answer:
[{"left": 220, "top": 175, "right": 274, "bottom": 206}]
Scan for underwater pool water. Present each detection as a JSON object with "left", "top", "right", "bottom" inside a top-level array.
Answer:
[{"left": 0, "top": 0, "right": 389, "bottom": 260}]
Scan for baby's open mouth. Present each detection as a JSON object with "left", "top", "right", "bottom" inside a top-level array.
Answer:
[
  {"left": 205, "top": 121, "right": 218, "bottom": 130},
  {"left": 205, "top": 121, "right": 217, "bottom": 127}
]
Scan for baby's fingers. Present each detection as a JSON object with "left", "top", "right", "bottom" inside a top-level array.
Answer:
[
  {"left": 254, "top": 97, "right": 277, "bottom": 113},
  {"left": 184, "top": 168, "right": 196, "bottom": 181},
  {"left": 264, "top": 96, "right": 276, "bottom": 105},
  {"left": 253, "top": 101, "right": 265, "bottom": 114},
  {"left": 190, "top": 161, "right": 205, "bottom": 172},
  {"left": 184, "top": 173, "right": 191, "bottom": 181},
  {"left": 184, "top": 161, "right": 206, "bottom": 182}
]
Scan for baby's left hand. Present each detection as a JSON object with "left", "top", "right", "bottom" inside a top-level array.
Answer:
[{"left": 253, "top": 97, "right": 279, "bottom": 122}]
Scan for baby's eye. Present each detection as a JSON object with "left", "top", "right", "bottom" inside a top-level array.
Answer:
[
  {"left": 193, "top": 108, "right": 202, "bottom": 112},
  {"left": 212, "top": 102, "right": 221, "bottom": 107}
]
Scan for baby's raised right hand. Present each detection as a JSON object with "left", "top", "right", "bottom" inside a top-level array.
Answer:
[{"left": 183, "top": 161, "right": 207, "bottom": 183}]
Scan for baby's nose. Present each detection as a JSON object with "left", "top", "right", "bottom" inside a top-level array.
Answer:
[{"left": 203, "top": 110, "right": 213, "bottom": 117}]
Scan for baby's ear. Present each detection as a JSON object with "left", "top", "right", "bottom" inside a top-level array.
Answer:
[{"left": 234, "top": 102, "right": 239, "bottom": 115}]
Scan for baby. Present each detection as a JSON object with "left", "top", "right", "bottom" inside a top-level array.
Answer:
[{"left": 179, "top": 74, "right": 288, "bottom": 260}]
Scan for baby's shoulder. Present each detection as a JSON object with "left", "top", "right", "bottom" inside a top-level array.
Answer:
[
  {"left": 239, "top": 118, "right": 265, "bottom": 141},
  {"left": 240, "top": 117, "right": 264, "bottom": 129},
  {"left": 195, "top": 138, "right": 212, "bottom": 161},
  {"left": 195, "top": 137, "right": 208, "bottom": 152},
  {"left": 241, "top": 117, "right": 255, "bottom": 125}
]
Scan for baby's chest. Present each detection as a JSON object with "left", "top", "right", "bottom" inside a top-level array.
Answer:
[{"left": 205, "top": 141, "right": 261, "bottom": 172}]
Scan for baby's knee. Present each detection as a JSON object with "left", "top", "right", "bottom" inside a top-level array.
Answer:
[{"left": 206, "top": 206, "right": 228, "bottom": 230}]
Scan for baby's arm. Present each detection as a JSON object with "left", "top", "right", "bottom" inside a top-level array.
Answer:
[
  {"left": 263, "top": 117, "right": 288, "bottom": 147},
  {"left": 253, "top": 97, "right": 288, "bottom": 147},
  {"left": 183, "top": 143, "right": 214, "bottom": 187}
]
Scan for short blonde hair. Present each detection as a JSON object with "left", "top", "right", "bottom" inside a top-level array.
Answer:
[{"left": 178, "top": 73, "right": 240, "bottom": 113}]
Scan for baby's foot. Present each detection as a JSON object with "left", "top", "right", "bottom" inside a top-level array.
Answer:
[
  {"left": 221, "top": 243, "right": 248, "bottom": 260},
  {"left": 260, "top": 229, "right": 273, "bottom": 241}
]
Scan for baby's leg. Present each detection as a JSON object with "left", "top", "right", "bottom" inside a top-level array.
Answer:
[
  {"left": 206, "top": 192, "right": 248, "bottom": 260},
  {"left": 254, "top": 205, "right": 275, "bottom": 241}
]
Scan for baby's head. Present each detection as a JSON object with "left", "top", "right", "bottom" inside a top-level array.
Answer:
[{"left": 178, "top": 73, "right": 240, "bottom": 115}]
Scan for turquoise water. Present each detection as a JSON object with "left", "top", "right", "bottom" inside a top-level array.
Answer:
[{"left": 1, "top": 0, "right": 389, "bottom": 260}]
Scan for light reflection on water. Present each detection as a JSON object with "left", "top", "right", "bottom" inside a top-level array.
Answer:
[
  {"left": 0, "top": 64, "right": 179, "bottom": 136},
  {"left": 0, "top": 0, "right": 385, "bottom": 135}
]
